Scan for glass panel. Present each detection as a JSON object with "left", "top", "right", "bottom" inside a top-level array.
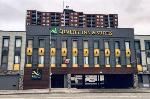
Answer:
[
  {"left": 39, "top": 39, "right": 45, "bottom": 48},
  {"left": 104, "top": 41, "right": 109, "bottom": 49},
  {"left": 51, "top": 56, "right": 55, "bottom": 64},
  {"left": 73, "top": 40, "right": 77, "bottom": 48},
  {"left": 94, "top": 57, "right": 99, "bottom": 65},
  {"left": 105, "top": 57, "right": 110, "bottom": 65},
  {"left": 126, "top": 57, "right": 131, "bottom": 65},
  {"left": 135, "top": 41, "right": 140, "bottom": 50},
  {"left": 94, "top": 41, "right": 98, "bottom": 49},
  {"left": 83, "top": 41, "right": 88, "bottom": 48},
  {"left": 27, "top": 40, "right": 33, "bottom": 48},
  {"left": 16, "top": 38, "right": 21, "bottom": 47},
  {"left": 14, "top": 56, "right": 20, "bottom": 64},
  {"left": 125, "top": 41, "right": 130, "bottom": 49},
  {"left": 116, "top": 57, "right": 121, "bottom": 65},
  {"left": 137, "top": 57, "right": 141, "bottom": 64},
  {"left": 51, "top": 40, "right": 55, "bottom": 48},
  {"left": 2, "top": 55, "right": 8, "bottom": 64},
  {"left": 62, "top": 56, "right": 66, "bottom": 63},
  {"left": 84, "top": 56, "right": 88, "bottom": 64},
  {"left": 73, "top": 56, "right": 77, "bottom": 64},
  {"left": 27, "top": 56, "right": 32, "bottom": 64},
  {"left": 39, "top": 56, "right": 44, "bottom": 64},
  {"left": 3, "top": 38, "right": 9, "bottom": 47},
  {"left": 115, "top": 41, "right": 120, "bottom": 49},
  {"left": 62, "top": 40, "right": 67, "bottom": 48},
  {"left": 147, "top": 57, "right": 150, "bottom": 64}
]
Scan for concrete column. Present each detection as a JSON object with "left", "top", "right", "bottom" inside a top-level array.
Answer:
[
  {"left": 133, "top": 74, "right": 138, "bottom": 88},
  {"left": 20, "top": 33, "right": 26, "bottom": 72},
  {"left": 0, "top": 36, "right": 2, "bottom": 66},
  {"left": 64, "top": 74, "right": 68, "bottom": 88},
  {"left": 142, "top": 75, "right": 150, "bottom": 87},
  {"left": 82, "top": 75, "right": 85, "bottom": 87},
  {"left": 67, "top": 74, "right": 71, "bottom": 88},
  {"left": 8, "top": 35, "right": 15, "bottom": 70}
]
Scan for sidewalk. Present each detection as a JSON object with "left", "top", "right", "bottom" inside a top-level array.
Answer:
[{"left": 0, "top": 88, "right": 150, "bottom": 95}]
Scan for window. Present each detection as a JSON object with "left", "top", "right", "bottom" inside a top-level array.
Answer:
[
  {"left": 51, "top": 56, "right": 55, "bottom": 64},
  {"left": 145, "top": 41, "right": 150, "bottom": 64},
  {"left": 126, "top": 57, "right": 131, "bottom": 65},
  {"left": 145, "top": 41, "right": 150, "bottom": 50},
  {"left": 135, "top": 41, "right": 141, "bottom": 51},
  {"left": 39, "top": 56, "right": 44, "bottom": 64},
  {"left": 73, "top": 40, "right": 77, "bottom": 48},
  {"left": 62, "top": 40, "right": 67, "bottom": 48},
  {"left": 94, "top": 41, "right": 99, "bottom": 48},
  {"left": 73, "top": 56, "right": 77, "bottom": 64},
  {"left": 3, "top": 38, "right": 9, "bottom": 47},
  {"left": 50, "top": 40, "right": 55, "bottom": 48},
  {"left": 15, "top": 38, "right": 22, "bottom": 47},
  {"left": 147, "top": 57, "right": 150, "bottom": 64},
  {"left": 62, "top": 56, "right": 67, "bottom": 64},
  {"left": 116, "top": 57, "right": 121, "bottom": 65},
  {"left": 1, "top": 55, "right": 8, "bottom": 65},
  {"left": 125, "top": 41, "right": 130, "bottom": 49},
  {"left": 83, "top": 40, "right": 88, "bottom": 48},
  {"left": 27, "top": 56, "right": 32, "bottom": 64},
  {"left": 104, "top": 41, "right": 109, "bottom": 49},
  {"left": 125, "top": 41, "right": 131, "bottom": 65},
  {"left": 27, "top": 40, "right": 33, "bottom": 47},
  {"left": 14, "top": 56, "right": 20, "bottom": 64},
  {"left": 94, "top": 57, "right": 99, "bottom": 65},
  {"left": 105, "top": 57, "right": 110, "bottom": 65},
  {"left": 84, "top": 57, "right": 88, "bottom": 64},
  {"left": 135, "top": 41, "right": 141, "bottom": 64},
  {"left": 115, "top": 41, "right": 121, "bottom": 65},
  {"left": 39, "top": 39, "right": 45, "bottom": 48},
  {"left": 115, "top": 41, "right": 120, "bottom": 49}
]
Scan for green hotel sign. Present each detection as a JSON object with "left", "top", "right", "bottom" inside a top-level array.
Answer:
[{"left": 50, "top": 27, "right": 112, "bottom": 36}]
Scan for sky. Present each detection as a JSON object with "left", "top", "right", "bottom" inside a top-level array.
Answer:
[{"left": 0, "top": 0, "right": 150, "bottom": 35}]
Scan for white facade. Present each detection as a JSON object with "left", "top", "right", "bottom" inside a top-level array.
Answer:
[
  {"left": 135, "top": 35, "right": 150, "bottom": 72},
  {"left": 0, "top": 31, "right": 26, "bottom": 71}
]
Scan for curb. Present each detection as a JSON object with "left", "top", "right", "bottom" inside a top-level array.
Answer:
[{"left": 0, "top": 89, "right": 150, "bottom": 95}]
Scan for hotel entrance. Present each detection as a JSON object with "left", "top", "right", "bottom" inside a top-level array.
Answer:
[{"left": 51, "top": 74, "right": 64, "bottom": 88}]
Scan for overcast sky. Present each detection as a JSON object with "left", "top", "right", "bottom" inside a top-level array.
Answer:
[{"left": 0, "top": 0, "right": 150, "bottom": 35}]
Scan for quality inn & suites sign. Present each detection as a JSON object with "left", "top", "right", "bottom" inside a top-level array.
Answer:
[{"left": 50, "top": 27, "right": 112, "bottom": 36}]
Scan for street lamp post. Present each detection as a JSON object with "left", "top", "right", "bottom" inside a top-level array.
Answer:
[{"left": 49, "top": 28, "right": 52, "bottom": 93}]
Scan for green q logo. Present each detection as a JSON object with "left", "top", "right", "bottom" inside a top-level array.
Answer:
[{"left": 50, "top": 27, "right": 58, "bottom": 34}]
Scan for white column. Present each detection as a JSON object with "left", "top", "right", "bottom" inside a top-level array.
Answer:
[
  {"left": 20, "top": 33, "right": 26, "bottom": 72},
  {"left": 8, "top": 34, "right": 15, "bottom": 70},
  {"left": 0, "top": 35, "right": 2, "bottom": 66}
]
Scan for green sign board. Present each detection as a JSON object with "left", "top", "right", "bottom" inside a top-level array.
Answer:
[{"left": 50, "top": 27, "right": 58, "bottom": 34}]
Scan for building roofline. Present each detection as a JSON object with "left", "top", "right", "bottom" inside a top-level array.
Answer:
[
  {"left": 0, "top": 31, "right": 26, "bottom": 32},
  {"left": 134, "top": 35, "right": 150, "bottom": 36}
]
